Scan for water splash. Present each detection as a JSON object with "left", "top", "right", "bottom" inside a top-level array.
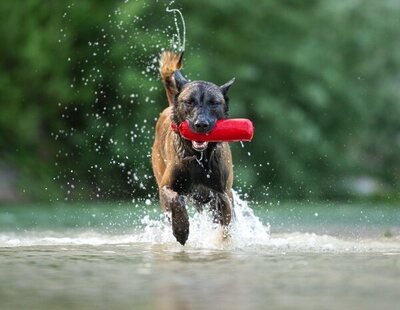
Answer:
[
  {"left": 124, "top": 190, "right": 270, "bottom": 249},
  {"left": 55, "top": 1, "right": 192, "bottom": 202},
  {"left": 166, "top": 0, "right": 186, "bottom": 52}
]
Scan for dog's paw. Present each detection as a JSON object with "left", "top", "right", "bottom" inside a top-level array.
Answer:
[{"left": 171, "top": 196, "right": 189, "bottom": 245}]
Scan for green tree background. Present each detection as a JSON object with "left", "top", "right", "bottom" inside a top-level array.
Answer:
[{"left": 1, "top": 0, "right": 399, "bottom": 203}]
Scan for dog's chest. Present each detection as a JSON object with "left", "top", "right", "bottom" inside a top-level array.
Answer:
[
  {"left": 185, "top": 157, "right": 226, "bottom": 192},
  {"left": 176, "top": 159, "right": 226, "bottom": 193}
]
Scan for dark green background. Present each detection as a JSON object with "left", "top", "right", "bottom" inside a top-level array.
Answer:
[{"left": 1, "top": 0, "right": 399, "bottom": 203}]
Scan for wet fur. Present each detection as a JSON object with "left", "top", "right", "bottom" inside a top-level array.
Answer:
[{"left": 152, "top": 51, "right": 235, "bottom": 245}]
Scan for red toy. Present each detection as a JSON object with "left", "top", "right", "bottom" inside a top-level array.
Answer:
[{"left": 172, "top": 119, "right": 254, "bottom": 142}]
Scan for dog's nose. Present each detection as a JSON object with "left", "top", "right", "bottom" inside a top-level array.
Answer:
[{"left": 194, "top": 120, "right": 210, "bottom": 132}]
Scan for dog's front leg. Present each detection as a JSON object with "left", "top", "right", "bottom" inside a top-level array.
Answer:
[
  {"left": 160, "top": 185, "right": 189, "bottom": 245},
  {"left": 159, "top": 168, "right": 189, "bottom": 245},
  {"left": 210, "top": 192, "right": 232, "bottom": 227}
]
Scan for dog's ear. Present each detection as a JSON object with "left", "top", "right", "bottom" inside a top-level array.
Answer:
[
  {"left": 174, "top": 70, "right": 188, "bottom": 92},
  {"left": 220, "top": 78, "right": 236, "bottom": 96}
]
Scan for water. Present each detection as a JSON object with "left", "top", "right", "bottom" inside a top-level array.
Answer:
[
  {"left": 0, "top": 195, "right": 399, "bottom": 309},
  {"left": 166, "top": 0, "right": 186, "bottom": 52},
  {"left": 55, "top": 1, "right": 190, "bottom": 203}
]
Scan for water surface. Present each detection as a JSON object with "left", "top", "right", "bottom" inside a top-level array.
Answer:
[{"left": 0, "top": 197, "right": 399, "bottom": 310}]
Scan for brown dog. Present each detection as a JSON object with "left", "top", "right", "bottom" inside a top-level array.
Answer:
[{"left": 151, "top": 51, "right": 235, "bottom": 245}]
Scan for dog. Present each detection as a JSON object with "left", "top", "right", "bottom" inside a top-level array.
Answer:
[{"left": 151, "top": 51, "right": 236, "bottom": 245}]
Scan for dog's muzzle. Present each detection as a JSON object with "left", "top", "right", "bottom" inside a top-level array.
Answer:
[{"left": 171, "top": 121, "right": 210, "bottom": 152}]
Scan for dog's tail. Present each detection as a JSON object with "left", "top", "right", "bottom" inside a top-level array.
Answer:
[{"left": 159, "top": 51, "right": 183, "bottom": 106}]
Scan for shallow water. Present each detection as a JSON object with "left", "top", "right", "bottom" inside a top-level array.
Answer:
[{"left": 0, "top": 196, "right": 399, "bottom": 310}]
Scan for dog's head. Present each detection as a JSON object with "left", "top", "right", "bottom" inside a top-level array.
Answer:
[{"left": 172, "top": 70, "right": 235, "bottom": 152}]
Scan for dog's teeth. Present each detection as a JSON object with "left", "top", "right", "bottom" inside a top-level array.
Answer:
[{"left": 192, "top": 141, "right": 208, "bottom": 150}]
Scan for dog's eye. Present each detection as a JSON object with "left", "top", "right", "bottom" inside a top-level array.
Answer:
[
  {"left": 209, "top": 101, "right": 220, "bottom": 106},
  {"left": 184, "top": 100, "right": 194, "bottom": 106}
]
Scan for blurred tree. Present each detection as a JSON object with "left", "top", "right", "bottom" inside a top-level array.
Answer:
[
  {"left": 0, "top": 0, "right": 399, "bottom": 202},
  {"left": 183, "top": 0, "right": 400, "bottom": 200}
]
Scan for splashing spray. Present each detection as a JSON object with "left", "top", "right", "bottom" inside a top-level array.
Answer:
[{"left": 166, "top": 1, "right": 186, "bottom": 52}]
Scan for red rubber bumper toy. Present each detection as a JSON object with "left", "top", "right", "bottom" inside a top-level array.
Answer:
[{"left": 171, "top": 119, "right": 254, "bottom": 142}]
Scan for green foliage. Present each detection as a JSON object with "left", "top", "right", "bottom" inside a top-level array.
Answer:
[{"left": 0, "top": 0, "right": 399, "bottom": 202}]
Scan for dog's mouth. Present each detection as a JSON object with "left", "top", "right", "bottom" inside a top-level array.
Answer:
[{"left": 192, "top": 141, "right": 208, "bottom": 152}]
